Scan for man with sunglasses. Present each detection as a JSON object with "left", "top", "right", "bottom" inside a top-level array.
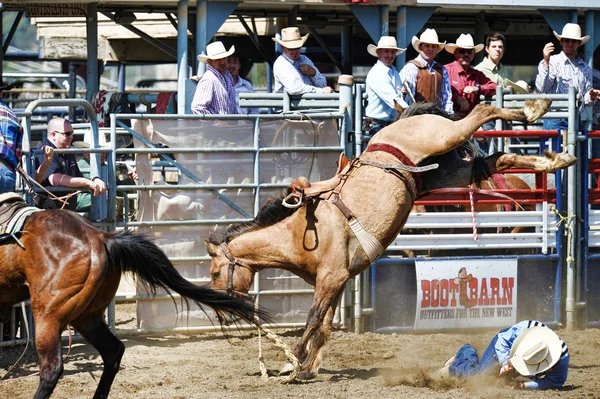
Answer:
[
  {"left": 34, "top": 117, "right": 106, "bottom": 211},
  {"left": 444, "top": 34, "right": 497, "bottom": 121}
]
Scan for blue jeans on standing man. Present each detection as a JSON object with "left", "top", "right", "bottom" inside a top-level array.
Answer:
[{"left": 0, "top": 162, "right": 16, "bottom": 193}]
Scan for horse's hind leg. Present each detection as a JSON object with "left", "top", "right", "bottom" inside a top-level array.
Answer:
[
  {"left": 491, "top": 151, "right": 577, "bottom": 173},
  {"left": 33, "top": 318, "right": 64, "bottom": 399},
  {"left": 71, "top": 314, "right": 125, "bottom": 399}
]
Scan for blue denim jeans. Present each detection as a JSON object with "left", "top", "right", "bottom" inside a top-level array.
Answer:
[
  {"left": 542, "top": 118, "right": 569, "bottom": 134},
  {"left": 0, "top": 162, "right": 16, "bottom": 193},
  {"left": 449, "top": 329, "right": 505, "bottom": 378}
]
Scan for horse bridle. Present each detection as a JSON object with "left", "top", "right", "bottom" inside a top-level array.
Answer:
[{"left": 218, "top": 243, "right": 255, "bottom": 303}]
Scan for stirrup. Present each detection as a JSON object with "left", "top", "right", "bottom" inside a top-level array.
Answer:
[{"left": 282, "top": 192, "right": 303, "bottom": 209}]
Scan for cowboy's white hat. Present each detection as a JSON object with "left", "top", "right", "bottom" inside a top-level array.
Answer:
[
  {"left": 411, "top": 28, "right": 446, "bottom": 53},
  {"left": 272, "top": 27, "right": 310, "bottom": 49},
  {"left": 367, "top": 36, "right": 406, "bottom": 58},
  {"left": 445, "top": 34, "right": 484, "bottom": 54},
  {"left": 553, "top": 23, "right": 590, "bottom": 45},
  {"left": 72, "top": 130, "right": 109, "bottom": 148},
  {"left": 197, "top": 41, "right": 235, "bottom": 63},
  {"left": 509, "top": 326, "right": 563, "bottom": 377},
  {"left": 504, "top": 78, "right": 530, "bottom": 95}
]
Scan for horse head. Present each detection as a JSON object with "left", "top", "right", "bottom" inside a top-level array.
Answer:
[{"left": 205, "top": 238, "right": 256, "bottom": 324}]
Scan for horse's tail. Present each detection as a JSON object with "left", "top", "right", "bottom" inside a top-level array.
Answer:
[{"left": 103, "top": 230, "right": 269, "bottom": 326}]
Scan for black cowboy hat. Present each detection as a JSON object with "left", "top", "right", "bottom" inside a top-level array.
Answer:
[{"left": 0, "top": 81, "right": 15, "bottom": 91}]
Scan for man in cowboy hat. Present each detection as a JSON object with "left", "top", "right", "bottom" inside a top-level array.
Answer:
[
  {"left": 444, "top": 33, "right": 497, "bottom": 120},
  {"left": 272, "top": 27, "right": 332, "bottom": 95},
  {"left": 363, "top": 36, "right": 409, "bottom": 142},
  {"left": 436, "top": 320, "right": 569, "bottom": 389},
  {"left": 0, "top": 81, "right": 23, "bottom": 194},
  {"left": 399, "top": 28, "right": 453, "bottom": 114},
  {"left": 191, "top": 41, "right": 239, "bottom": 115},
  {"left": 535, "top": 23, "right": 600, "bottom": 133}
]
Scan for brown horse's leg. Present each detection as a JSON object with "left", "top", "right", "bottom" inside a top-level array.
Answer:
[
  {"left": 71, "top": 313, "right": 125, "bottom": 399},
  {"left": 298, "top": 288, "right": 344, "bottom": 379},
  {"left": 489, "top": 151, "right": 577, "bottom": 173},
  {"left": 32, "top": 318, "right": 63, "bottom": 399}
]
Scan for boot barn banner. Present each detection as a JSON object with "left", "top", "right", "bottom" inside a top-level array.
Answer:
[{"left": 414, "top": 258, "right": 517, "bottom": 330}]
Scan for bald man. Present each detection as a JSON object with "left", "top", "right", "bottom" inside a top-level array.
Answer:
[{"left": 35, "top": 117, "right": 106, "bottom": 210}]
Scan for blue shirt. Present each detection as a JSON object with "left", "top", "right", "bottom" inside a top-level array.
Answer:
[
  {"left": 273, "top": 53, "right": 327, "bottom": 95},
  {"left": 0, "top": 101, "right": 23, "bottom": 169},
  {"left": 399, "top": 54, "right": 454, "bottom": 114},
  {"left": 495, "top": 320, "right": 569, "bottom": 390},
  {"left": 365, "top": 60, "right": 409, "bottom": 122}
]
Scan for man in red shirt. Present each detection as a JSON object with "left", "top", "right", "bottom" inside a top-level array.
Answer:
[{"left": 444, "top": 34, "right": 497, "bottom": 120}]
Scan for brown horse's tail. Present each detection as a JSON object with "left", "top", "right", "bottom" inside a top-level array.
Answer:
[{"left": 103, "top": 230, "right": 270, "bottom": 326}]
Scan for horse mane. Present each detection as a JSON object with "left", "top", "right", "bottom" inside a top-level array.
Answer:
[{"left": 222, "top": 194, "right": 299, "bottom": 243}]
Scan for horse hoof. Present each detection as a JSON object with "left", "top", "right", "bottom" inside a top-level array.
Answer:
[
  {"left": 555, "top": 152, "right": 577, "bottom": 169},
  {"left": 523, "top": 98, "right": 552, "bottom": 123},
  {"left": 298, "top": 370, "right": 318, "bottom": 380},
  {"left": 278, "top": 362, "right": 296, "bottom": 376}
]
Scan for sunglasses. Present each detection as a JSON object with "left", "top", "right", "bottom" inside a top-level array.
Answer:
[
  {"left": 53, "top": 131, "right": 74, "bottom": 137},
  {"left": 456, "top": 49, "right": 474, "bottom": 55}
]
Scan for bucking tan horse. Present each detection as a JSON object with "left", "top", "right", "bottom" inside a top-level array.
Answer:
[{"left": 205, "top": 99, "right": 576, "bottom": 379}]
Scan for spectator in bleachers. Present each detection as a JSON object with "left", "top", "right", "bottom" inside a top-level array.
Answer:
[
  {"left": 593, "top": 48, "right": 600, "bottom": 131},
  {"left": 535, "top": 23, "right": 600, "bottom": 133},
  {"left": 34, "top": 117, "right": 107, "bottom": 211},
  {"left": 400, "top": 29, "right": 453, "bottom": 114},
  {"left": 0, "top": 82, "right": 23, "bottom": 194},
  {"left": 191, "top": 41, "right": 238, "bottom": 115},
  {"left": 363, "top": 36, "right": 409, "bottom": 139},
  {"left": 228, "top": 54, "right": 258, "bottom": 115},
  {"left": 272, "top": 27, "right": 333, "bottom": 95},
  {"left": 445, "top": 33, "right": 497, "bottom": 121}
]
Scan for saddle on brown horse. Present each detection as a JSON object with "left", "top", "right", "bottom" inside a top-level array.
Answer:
[{"left": 0, "top": 193, "right": 41, "bottom": 245}]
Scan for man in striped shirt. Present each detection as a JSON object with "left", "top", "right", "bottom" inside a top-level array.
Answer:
[
  {"left": 0, "top": 82, "right": 23, "bottom": 193},
  {"left": 535, "top": 23, "right": 600, "bottom": 132},
  {"left": 436, "top": 320, "right": 569, "bottom": 390},
  {"left": 191, "top": 41, "right": 239, "bottom": 115}
]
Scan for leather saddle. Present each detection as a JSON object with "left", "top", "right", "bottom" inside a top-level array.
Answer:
[
  {"left": 286, "top": 152, "right": 352, "bottom": 202},
  {"left": 0, "top": 193, "right": 39, "bottom": 238}
]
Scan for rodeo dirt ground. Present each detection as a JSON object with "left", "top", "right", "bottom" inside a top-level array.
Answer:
[{"left": 1, "top": 326, "right": 599, "bottom": 398}]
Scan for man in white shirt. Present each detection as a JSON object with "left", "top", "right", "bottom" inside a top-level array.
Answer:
[
  {"left": 363, "top": 36, "right": 409, "bottom": 142},
  {"left": 272, "top": 27, "right": 333, "bottom": 95}
]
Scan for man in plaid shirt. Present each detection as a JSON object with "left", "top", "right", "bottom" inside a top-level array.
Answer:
[
  {"left": 0, "top": 82, "right": 23, "bottom": 193},
  {"left": 191, "top": 41, "right": 239, "bottom": 115}
]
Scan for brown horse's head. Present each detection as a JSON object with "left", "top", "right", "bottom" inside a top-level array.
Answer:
[{"left": 205, "top": 239, "right": 255, "bottom": 323}]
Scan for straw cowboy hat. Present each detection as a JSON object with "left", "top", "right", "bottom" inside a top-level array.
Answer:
[
  {"left": 197, "top": 41, "right": 235, "bottom": 63},
  {"left": 367, "top": 36, "right": 406, "bottom": 58},
  {"left": 445, "top": 34, "right": 484, "bottom": 54},
  {"left": 411, "top": 28, "right": 446, "bottom": 53},
  {"left": 510, "top": 327, "right": 563, "bottom": 376},
  {"left": 454, "top": 267, "right": 473, "bottom": 284},
  {"left": 553, "top": 23, "right": 590, "bottom": 45},
  {"left": 504, "top": 78, "right": 530, "bottom": 95},
  {"left": 72, "top": 130, "right": 109, "bottom": 148},
  {"left": 272, "top": 27, "right": 310, "bottom": 49}
]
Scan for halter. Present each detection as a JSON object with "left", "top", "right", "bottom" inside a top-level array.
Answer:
[{"left": 219, "top": 242, "right": 256, "bottom": 303}]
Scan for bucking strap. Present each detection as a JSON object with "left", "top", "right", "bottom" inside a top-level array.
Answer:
[{"left": 364, "top": 143, "right": 425, "bottom": 193}]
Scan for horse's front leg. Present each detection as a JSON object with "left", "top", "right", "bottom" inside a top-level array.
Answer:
[{"left": 289, "top": 275, "right": 347, "bottom": 379}]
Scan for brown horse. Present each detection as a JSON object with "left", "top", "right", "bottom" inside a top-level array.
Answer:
[
  {"left": 205, "top": 99, "right": 576, "bottom": 379},
  {"left": 0, "top": 202, "right": 267, "bottom": 399}
]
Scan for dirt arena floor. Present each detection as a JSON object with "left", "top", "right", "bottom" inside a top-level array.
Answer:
[{"left": 1, "top": 324, "right": 599, "bottom": 399}]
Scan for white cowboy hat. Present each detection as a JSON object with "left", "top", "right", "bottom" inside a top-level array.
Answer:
[
  {"left": 72, "top": 130, "right": 109, "bottom": 148},
  {"left": 197, "top": 41, "right": 235, "bottom": 63},
  {"left": 411, "top": 28, "right": 446, "bottom": 53},
  {"left": 509, "top": 326, "right": 563, "bottom": 377},
  {"left": 367, "top": 36, "right": 406, "bottom": 58},
  {"left": 553, "top": 23, "right": 590, "bottom": 45},
  {"left": 504, "top": 78, "right": 530, "bottom": 95},
  {"left": 272, "top": 27, "right": 310, "bottom": 49},
  {"left": 445, "top": 34, "right": 485, "bottom": 54}
]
